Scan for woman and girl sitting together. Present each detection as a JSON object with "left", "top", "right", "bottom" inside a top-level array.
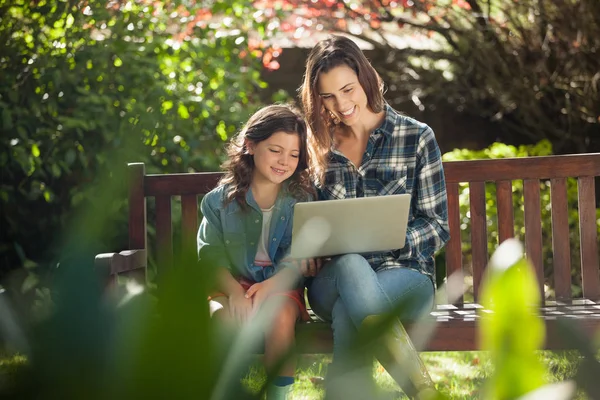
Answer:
[{"left": 197, "top": 35, "right": 450, "bottom": 400}]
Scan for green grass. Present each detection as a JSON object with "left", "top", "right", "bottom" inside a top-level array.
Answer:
[
  {"left": 0, "top": 351, "right": 595, "bottom": 399},
  {"left": 240, "top": 351, "right": 594, "bottom": 399},
  {"left": 0, "top": 353, "right": 27, "bottom": 393}
]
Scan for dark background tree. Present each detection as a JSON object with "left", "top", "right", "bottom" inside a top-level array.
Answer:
[
  {"left": 0, "top": 0, "right": 272, "bottom": 283},
  {"left": 265, "top": 0, "right": 600, "bottom": 154}
]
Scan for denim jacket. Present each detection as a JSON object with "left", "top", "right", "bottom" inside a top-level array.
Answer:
[{"left": 197, "top": 183, "right": 307, "bottom": 283}]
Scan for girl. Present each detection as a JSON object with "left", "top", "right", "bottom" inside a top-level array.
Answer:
[
  {"left": 299, "top": 35, "right": 449, "bottom": 399},
  {"left": 197, "top": 104, "right": 314, "bottom": 400}
]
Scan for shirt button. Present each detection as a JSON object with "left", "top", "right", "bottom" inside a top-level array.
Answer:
[
  {"left": 250, "top": 242, "right": 255, "bottom": 246},
  {"left": 225, "top": 240, "right": 230, "bottom": 244},
  {"left": 255, "top": 219, "right": 260, "bottom": 223},
  {"left": 272, "top": 238, "right": 277, "bottom": 242},
  {"left": 281, "top": 216, "right": 285, "bottom": 220}
]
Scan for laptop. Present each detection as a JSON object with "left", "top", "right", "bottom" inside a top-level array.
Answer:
[{"left": 289, "top": 194, "right": 411, "bottom": 259}]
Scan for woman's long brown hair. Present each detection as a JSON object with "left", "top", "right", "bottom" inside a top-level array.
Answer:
[
  {"left": 220, "top": 103, "right": 315, "bottom": 209},
  {"left": 299, "top": 35, "right": 385, "bottom": 185}
]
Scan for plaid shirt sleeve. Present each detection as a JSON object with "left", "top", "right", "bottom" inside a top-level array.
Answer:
[{"left": 404, "top": 126, "right": 450, "bottom": 265}]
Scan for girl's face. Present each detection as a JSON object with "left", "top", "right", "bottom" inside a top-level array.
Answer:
[
  {"left": 317, "top": 64, "right": 370, "bottom": 127},
  {"left": 247, "top": 131, "right": 301, "bottom": 187}
]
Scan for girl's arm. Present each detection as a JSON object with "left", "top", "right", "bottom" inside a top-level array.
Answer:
[
  {"left": 198, "top": 192, "right": 253, "bottom": 321},
  {"left": 197, "top": 192, "right": 230, "bottom": 270},
  {"left": 215, "top": 266, "right": 245, "bottom": 297}
]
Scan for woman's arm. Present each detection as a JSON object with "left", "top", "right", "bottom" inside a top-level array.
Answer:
[{"left": 405, "top": 126, "right": 451, "bottom": 263}]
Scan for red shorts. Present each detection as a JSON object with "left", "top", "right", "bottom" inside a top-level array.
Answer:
[{"left": 209, "top": 277, "right": 310, "bottom": 322}]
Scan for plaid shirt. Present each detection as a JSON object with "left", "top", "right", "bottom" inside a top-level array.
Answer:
[{"left": 316, "top": 104, "right": 450, "bottom": 279}]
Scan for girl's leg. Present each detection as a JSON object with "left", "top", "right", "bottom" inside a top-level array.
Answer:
[
  {"left": 263, "top": 297, "right": 300, "bottom": 376},
  {"left": 263, "top": 297, "right": 300, "bottom": 400},
  {"left": 209, "top": 297, "right": 238, "bottom": 358}
]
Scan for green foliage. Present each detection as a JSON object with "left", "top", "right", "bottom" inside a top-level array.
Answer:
[
  {"left": 479, "top": 239, "right": 547, "bottom": 398},
  {"left": 441, "top": 140, "right": 600, "bottom": 298},
  {"left": 0, "top": 0, "right": 269, "bottom": 282}
]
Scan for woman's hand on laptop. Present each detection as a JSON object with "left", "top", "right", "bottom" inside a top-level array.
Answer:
[{"left": 298, "top": 258, "right": 323, "bottom": 277}]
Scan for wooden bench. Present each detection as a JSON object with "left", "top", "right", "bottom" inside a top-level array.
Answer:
[{"left": 95, "top": 153, "right": 600, "bottom": 352}]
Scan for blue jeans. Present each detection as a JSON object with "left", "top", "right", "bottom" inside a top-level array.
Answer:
[{"left": 306, "top": 254, "right": 434, "bottom": 382}]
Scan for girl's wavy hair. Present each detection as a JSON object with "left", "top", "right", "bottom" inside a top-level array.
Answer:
[
  {"left": 299, "top": 35, "right": 385, "bottom": 185},
  {"left": 220, "top": 104, "right": 315, "bottom": 209}
]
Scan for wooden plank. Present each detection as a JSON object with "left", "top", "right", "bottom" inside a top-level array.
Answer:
[
  {"left": 444, "top": 153, "right": 600, "bottom": 183},
  {"left": 550, "top": 178, "right": 572, "bottom": 300},
  {"left": 524, "top": 179, "right": 544, "bottom": 298},
  {"left": 445, "top": 182, "right": 463, "bottom": 305},
  {"left": 143, "top": 154, "right": 600, "bottom": 197},
  {"left": 146, "top": 172, "right": 222, "bottom": 196},
  {"left": 155, "top": 195, "right": 173, "bottom": 276},
  {"left": 496, "top": 180, "right": 514, "bottom": 244},
  {"left": 181, "top": 194, "right": 199, "bottom": 260},
  {"left": 469, "top": 181, "right": 487, "bottom": 302},
  {"left": 578, "top": 177, "right": 600, "bottom": 300},
  {"left": 128, "top": 163, "right": 147, "bottom": 250},
  {"left": 295, "top": 303, "right": 600, "bottom": 353}
]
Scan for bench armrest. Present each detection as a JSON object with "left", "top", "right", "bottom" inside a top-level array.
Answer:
[{"left": 95, "top": 249, "right": 147, "bottom": 285}]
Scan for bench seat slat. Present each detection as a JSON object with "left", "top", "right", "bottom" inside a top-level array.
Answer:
[
  {"left": 469, "top": 181, "right": 487, "bottom": 301},
  {"left": 524, "top": 179, "right": 544, "bottom": 298},
  {"left": 550, "top": 178, "right": 572, "bottom": 300},
  {"left": 578, "top": 176, "right": 600, "bottom": 300},
  {"left": 297, "top": 301, "right": 600, "bottom": 352}
]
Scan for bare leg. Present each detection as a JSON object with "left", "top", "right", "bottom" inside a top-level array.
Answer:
[{"left": 263, "top": 297, "right": 299, "bottom": 377}]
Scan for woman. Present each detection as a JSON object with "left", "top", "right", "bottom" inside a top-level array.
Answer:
[{"left": 299, "top": 35, "right": 450, "bottom": 399}]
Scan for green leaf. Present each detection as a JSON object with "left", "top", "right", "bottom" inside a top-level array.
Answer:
[
  {"left": 177, "top": 103, "right": 190, "bottom": 119},
  {"left": 51, "top": 163, "right": 61, "bottom": 177},
  {"left": 65, "top": 148, "right": 76, "bottom": 165},
  {"left": 31, "top": 144, "right": 40, "bottom": 157},
  {"left": 2, "top": 108, "right": 12, "bottom": 130},
  {"left": 161, "top": 100, "right": 173, "bottom": 113}
]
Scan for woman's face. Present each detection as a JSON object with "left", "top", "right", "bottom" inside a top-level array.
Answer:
[{"left": 317, "top": 64, "right": 369, "bottom": 128}]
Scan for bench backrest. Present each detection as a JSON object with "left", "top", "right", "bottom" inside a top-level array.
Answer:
[{"left": 127, "top": 153, "right": 600, "bottom": 304}]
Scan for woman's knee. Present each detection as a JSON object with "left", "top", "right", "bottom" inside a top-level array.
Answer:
[{"left": 331, "top": 253, "right": 370, "bottom": 276}]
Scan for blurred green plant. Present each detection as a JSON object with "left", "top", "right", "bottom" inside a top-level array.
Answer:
[
  {"left": 479, "top": 238, "right": 548, "bottom": 398},
  {"left": 0, "top": 0, "right": 273, "bottom": 290},
  {"left": 439, "top": 140, "right": 600, "bottom": 299}
]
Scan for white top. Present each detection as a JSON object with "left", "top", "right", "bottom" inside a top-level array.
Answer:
[{"left": 254, "top": 206, "right": 274, "bottom": 267}]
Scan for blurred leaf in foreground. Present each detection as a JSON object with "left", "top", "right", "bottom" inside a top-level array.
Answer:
[{"left": 479, "top": 238, "right": 547, "bottom": 399}]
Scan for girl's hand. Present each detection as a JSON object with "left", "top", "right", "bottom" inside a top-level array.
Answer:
[
  {"left": 245, "top": 279, "right": 277, "bottom": 312},
  {"left": 228, "top": 291, "right": 253, "bottom": 324}
]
